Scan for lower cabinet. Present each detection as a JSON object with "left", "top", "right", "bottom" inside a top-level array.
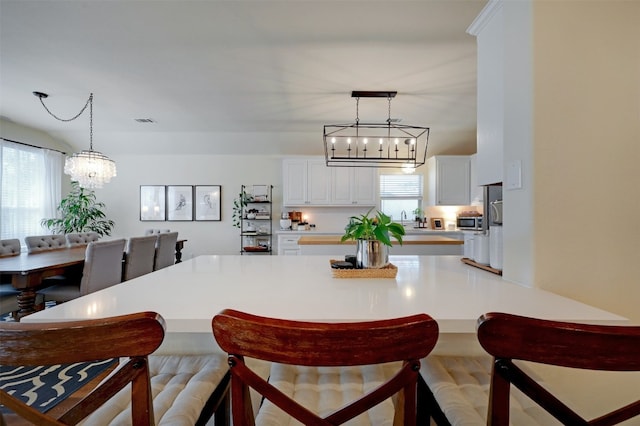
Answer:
[{"left": 277, "top": 234, "right": 301, "bottom": 255}]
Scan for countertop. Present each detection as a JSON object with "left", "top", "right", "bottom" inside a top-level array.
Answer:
[
  {"left": 23, "top": 255, "right": 627, "bottom": 355},
  {"left": 298, "top": 235, "right": 463, "bottom": 245}
]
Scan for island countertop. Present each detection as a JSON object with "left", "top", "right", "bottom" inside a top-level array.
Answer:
[{"left": 298, "top": 235, "right": 463, "bottom": 245}]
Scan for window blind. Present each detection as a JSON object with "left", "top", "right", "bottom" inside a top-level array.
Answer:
[{"left": 379, "top": 174, "right": 423, "bottom": 198}]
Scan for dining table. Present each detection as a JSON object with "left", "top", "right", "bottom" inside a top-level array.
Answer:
[
  {"left": 0, "top": 239, "right": 188, "bottom": 320},
  {"left": 21, "top": 255, "right": 627, "bottom": 355},
  {"left": 0, "top": 246, "right": 86, "bottom": 319}
]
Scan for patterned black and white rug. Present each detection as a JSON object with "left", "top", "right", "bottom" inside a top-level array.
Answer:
[{"left": 0, "top": 358, "right": 118, "bottom": 414}]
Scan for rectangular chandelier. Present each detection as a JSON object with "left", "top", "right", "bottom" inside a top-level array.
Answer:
[{"left": 323, "top": 91, "right": 429, "bottom": 168}]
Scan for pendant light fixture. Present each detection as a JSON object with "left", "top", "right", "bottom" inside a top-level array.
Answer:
[
  {"left": 324, "top": 91, "right": 429, "bottom": 168},
  {"left": 33, "top": 91, "right": 116, "bottom": 188}
]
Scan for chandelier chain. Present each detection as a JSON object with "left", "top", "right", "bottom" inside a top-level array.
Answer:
[
  {"left": 38, "top": 93, "right": 92, "bottom": 123},
  {"left": 355, "top": 97, "right": 360, "bottom": 124}
]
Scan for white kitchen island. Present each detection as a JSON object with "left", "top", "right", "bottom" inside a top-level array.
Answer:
[{"left": 23, "top": 255, "right": 626, "bottom": 356}]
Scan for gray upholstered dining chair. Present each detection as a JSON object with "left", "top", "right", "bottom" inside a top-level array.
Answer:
[
  {"left": 123, "top": 235, "right": 157, "bottom": 281},
  {"left": 42, "top": 238, "right": 127, "bottom": 303},
  {"left": 0, "top": 239, "right": 23, "bottom": 316},
  {"left": 145, "top": 228, "right": 171, "bottom": 235},
  {"left": 65, "top": 231, "right": 100, "bottom": 247},
  {"left": 24, "top": 234, "right": 79, "bottom": 295},
  {"left": 1, "top": 238, "right": 45, "bottom": 317},
  {"left": 153, "top": 231, "right": 178, "bottom": 271},
  {"left": 24, "top": 234, "right": 67, "bottom": 253},
  {"left": 0, "top": 238, "right": 21, "bottom": 256},
  {"left": 80, "top": 238, "right": 127, "bottom": 295}
]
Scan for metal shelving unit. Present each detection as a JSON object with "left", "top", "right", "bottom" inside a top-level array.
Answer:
[{"left": 239, "top": 184, "right": 273, "bottom": 255}]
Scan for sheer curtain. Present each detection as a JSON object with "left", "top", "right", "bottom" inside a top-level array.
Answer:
[{"left": 0, "top": 140, "right": 64, "bottom": 243}]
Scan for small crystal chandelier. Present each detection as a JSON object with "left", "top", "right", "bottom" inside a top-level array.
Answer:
[
  {"left": 324, "top": 91, "right": 429, "bottom": 168},
  {"left": 33, "top": 91, "right": 116, "bottom": 188}
]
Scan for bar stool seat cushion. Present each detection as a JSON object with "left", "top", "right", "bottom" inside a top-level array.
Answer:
[
  {"left": 79, "top": 354, "right": 229, "bottom": 426},
  {"left": 255, "top": 362, "right": 398, "bottom": 426},
  {"left": 420, "top": 356, "right": 558, "bottom": 426}
]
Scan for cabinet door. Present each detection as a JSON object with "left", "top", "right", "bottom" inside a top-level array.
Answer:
[
  {"left": 436, "top": 157, "right": 470, "bottom": 205},
  {"left": 283, "top": 159, "right": 307, "bottom": 206},
  {"left": 331, "top": 167, "right": 353, "bottom": 205},
  {"left": 427, "top": 156, "right": 471, "bottom": 206},
  {"left": 351, "top": 168, "right": 377, "bottom": 205},
  {"left": 307, "top": 160, "right": 331, "bottom": 204}
]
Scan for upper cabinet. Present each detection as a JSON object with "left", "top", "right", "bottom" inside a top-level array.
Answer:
[
  {"left": 468, "top": 0, "right": 504, "bottom": 185},
  {"left": 283, "top": 158, "right": 377, "bottom": 206},
  {"left": 425, "top": 156, "right": 471, "bottom": 206},
  {"left": 331, "top": 167, "right": 377, "bottom": 206}
]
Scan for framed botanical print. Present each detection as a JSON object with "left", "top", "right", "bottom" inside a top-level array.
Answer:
[
  {"left": 194, "top": 185, "right": 221, "bottom": 221},
  {"left": 140, "top": 185, "right": 166, "bottom": 221},
  {"left": 166, "top": 185, "right": 193, "bottom": 221}
]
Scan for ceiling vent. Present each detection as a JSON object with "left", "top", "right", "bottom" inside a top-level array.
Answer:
[{"left": 134, "top": 118, "right": 156, "bottom": 123}]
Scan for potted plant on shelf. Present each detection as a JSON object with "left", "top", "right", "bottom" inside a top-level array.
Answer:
[
  {"left": 413, "top": 207, "right": 424, "bottom": 222},
  {"left": 232, "top": 189, "right": 253, "bottom": 228},
  {"left": 41, "top": 181, "right": 115, "bottom": 236},
  {"left": 341, "top": 209, "right": 405, "bottom": 269}
]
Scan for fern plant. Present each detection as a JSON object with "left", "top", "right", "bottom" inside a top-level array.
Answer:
[{"left": 41, "top": 181, "right": 115, "bottom": 236}]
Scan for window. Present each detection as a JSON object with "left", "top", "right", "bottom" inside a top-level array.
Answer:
[
  {"left": 0, "top": 140, "right": 63, "bottom": 244},
  {"left": 379, "top": 174, "right": 423, "bottom": 222}
]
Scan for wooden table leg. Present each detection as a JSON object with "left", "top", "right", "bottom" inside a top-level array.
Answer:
[
  {"left": 16, "top": 289, "right": 37, "bottom": 321},
  {"left": 175, "top": 240, "right": 185, "bottom": 263}
]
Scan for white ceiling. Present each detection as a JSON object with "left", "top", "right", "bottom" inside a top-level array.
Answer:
[{"left": 0, "top": 0, "right": 486, "bottom": 157}]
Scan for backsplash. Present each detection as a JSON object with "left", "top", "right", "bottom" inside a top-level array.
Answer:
[{"left": 280, "top": 205, "right": 480, "bottom": 232}]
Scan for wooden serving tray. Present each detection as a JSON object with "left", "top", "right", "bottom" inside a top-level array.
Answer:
[
  {"left": 461, "top": 257, "right": 502, "bottom": 275},
  {"left": 329, "top": 260, "right": 398, "bottom": 279}
]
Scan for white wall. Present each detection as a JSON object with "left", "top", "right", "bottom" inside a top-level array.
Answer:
[
  {"left": 532, "top": 1, "right": 640, "bottom": 324},
  {"left": 96, "top": 154, "right": 283, "bottom": 259},
  {"left": 502, "top": 1, "right": 534, "bottom": 287}
]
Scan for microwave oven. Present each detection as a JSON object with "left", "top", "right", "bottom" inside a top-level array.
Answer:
[{"left": 457, "top": 216, "right": 482, "bottom": 230}]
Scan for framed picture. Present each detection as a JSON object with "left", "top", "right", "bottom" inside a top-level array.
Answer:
[
  {"left": 140, "top": 185, "right": 166, "bottom": 221},
  {"left": 252, "top": 184, "right": 269, "bottom": 202},
  {"left": 166, "top": 185, "right": 193, "bottom": 221},
  {"left": 430, "top": 217, "right": 445, "bottom": 230},
  {"left": 194, "top": 185, "right": 221, "bottom": 221}
]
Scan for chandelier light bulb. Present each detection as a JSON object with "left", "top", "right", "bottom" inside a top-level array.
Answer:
[
  {"left": 331, "top": 137, "right": 336, "bottom": 144},
  {"left": 394, "top": 138, "right": 399, "bottom": 145},
  {"left": 379, "top": 138, "right": 383, "bottom": 145},
  {"left": 347, "top": 138, "right": 351, "bottom": 145}
]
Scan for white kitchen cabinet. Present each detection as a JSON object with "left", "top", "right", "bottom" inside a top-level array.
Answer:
[
  {"left": 282, "top": 159, "right": 330, "bottom": 206},
  {"left": 426, "top": 156, "right": 471, "bottom": 206},
  {"left": 331, "top": 167, "right": 377, "bottom": 206},
  {"left": 277, "top": 234, "right": 301, "bottom": 255},
  {"left": 283, "top": 158, "right": 376, "bottom": 206},
  {"left": 468, "top": 1, "right": 504, "bottom": 185},
  {"left": 307, "top": 160, "right": 331, "bottom": 204},
  {"left": 469, "top": 154, "right": 484, "bottom": 206}
]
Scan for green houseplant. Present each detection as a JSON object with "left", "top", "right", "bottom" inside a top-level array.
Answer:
[
  {"left": 342, "top": 209, "right": 405, "bottom": 247},
  {"left": 341, "top": 209, "right": 405, "bottom": 268},
  {"left": 232, "top": 189, "right": 253, "bottom": 229},
  {"left": 41, "top": 181, "right": 115, "bottom": 236}
]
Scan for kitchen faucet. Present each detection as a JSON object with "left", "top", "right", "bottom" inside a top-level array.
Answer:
[{"left": 400, "top": 210, "right": 407, "bottom": 225}]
